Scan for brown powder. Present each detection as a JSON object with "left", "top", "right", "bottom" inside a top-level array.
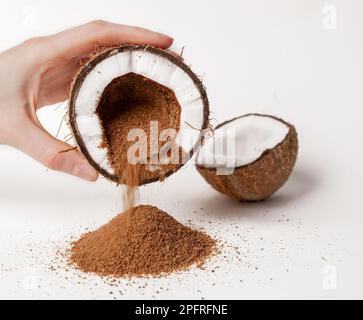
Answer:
[
  {"left": 69, "top": 72, "right": 214, "bottom": 279},
  {"left": 97, "top": 72, "right": 182, "bottom": 186},
  {"left": 122, "top": 161, "right": 142, "bottom": 211},
  {"left": 69, "top": 205, "right": 216, "bottom": 278}
]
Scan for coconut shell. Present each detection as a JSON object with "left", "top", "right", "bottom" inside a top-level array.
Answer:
[
  {"left": 68, "top": 45, "right": 210, "bottom": 185},
  {"left": 197, "top": 114, "right": 298, "bottom": 201}
]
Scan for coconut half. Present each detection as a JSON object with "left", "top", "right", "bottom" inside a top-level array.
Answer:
[
  {"left": 69, "top": 45, "right": 209, "bottom": 185},
  {"left": 196, "top": 114, "right": 298, "bottom": 201}
]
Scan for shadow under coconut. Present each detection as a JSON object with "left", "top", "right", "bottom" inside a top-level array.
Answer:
[
  {"left": 195, "top": 166, "right": 318, "bottom": 219},
  {"left": 264, "top": 167, "right": 317, "bottom": 201}
]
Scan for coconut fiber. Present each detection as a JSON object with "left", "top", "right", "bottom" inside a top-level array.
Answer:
[{"left": 70, "top": 205, "right": 216, "bottom": 278}]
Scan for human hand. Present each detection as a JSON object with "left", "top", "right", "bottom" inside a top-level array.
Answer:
[{"left": 0, "top": 21, "right": 173, "bottom": 181}]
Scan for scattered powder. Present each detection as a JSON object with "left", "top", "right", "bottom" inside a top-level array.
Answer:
[{"left": 69, "top": 205, "right": 216, "bottom": 278}]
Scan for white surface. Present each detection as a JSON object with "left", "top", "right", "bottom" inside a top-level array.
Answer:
[{"left": 1, "top": 0, "right": 363, "bottom": 300}]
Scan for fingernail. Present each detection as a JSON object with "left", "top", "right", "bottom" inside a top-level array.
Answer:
[
  {"left": 72, "top": 163, "right": 98, "bottom": 182},
  {"left": 157, "top": 32, "right": 173, "bottom": 41}
]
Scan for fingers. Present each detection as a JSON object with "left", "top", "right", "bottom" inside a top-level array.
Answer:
[
  {"left": 13, "top": 123, "right": 98, "bottom": 182},
  {"left": 43, "top": 21, "right": 173, "bottom": 59}
]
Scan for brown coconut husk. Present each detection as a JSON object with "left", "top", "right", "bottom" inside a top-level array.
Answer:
[
  {"left": 197, "top": 114, "right": 299, "bottom": 201},
  {"left": 69, "top": 45, "right": 210, "bottom": 186}
]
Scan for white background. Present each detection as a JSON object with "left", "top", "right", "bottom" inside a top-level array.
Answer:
[{"left": 0, "top": 0, "right": 363, "bottom": 300}]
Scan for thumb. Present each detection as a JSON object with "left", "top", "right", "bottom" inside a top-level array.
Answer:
[{"left": 13, "top": 123, "right": 98, "bottom": 182}]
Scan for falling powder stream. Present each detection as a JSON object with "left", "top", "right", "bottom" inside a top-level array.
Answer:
[{"left": 122, "top": 162, "right": 142, "bottom": 211}]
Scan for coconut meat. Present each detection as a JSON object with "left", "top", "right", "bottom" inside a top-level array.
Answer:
[
  {"left": 196, "top": 115, "right": 290, "bottom": 169},
  {"left": 73, "top": 49, "right": 205, "bottom": 175}
]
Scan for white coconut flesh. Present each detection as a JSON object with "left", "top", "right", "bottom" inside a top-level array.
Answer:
[
  {"left": 196, "top": 115, "right": 290, "bottom": 169},
  {"left": 73, "top": 49, "right": 205, "bottom": 175}
]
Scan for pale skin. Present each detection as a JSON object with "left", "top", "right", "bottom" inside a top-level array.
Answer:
[{"left": 0, "top": 21, "right": 173, "bottom": 181}]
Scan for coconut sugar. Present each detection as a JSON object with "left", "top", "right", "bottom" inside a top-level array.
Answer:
[
  {"left": 69, "top": 205, "right": 216, "bottom": 278},
  {"left": 97, "top": 72, "right": 182, "bottom": 186}
]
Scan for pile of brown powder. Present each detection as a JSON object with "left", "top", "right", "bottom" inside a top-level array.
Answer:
[{"left": 69, "top": 205, "right": 216, "bottom": 278}]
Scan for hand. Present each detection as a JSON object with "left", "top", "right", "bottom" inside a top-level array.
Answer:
[{"left": 0, "top": 21, "right": 173, "bottom": 181}]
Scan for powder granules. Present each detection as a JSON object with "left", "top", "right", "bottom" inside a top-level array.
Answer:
[
  {"left": 122, "top": 162, "right": 142, "bottom": 211},
  {"left": 69, "top": 205, "right": 216, "bottom": 278},
  {"left": 97, "top": 72, "right": 182, "bottom": 186}
]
